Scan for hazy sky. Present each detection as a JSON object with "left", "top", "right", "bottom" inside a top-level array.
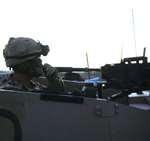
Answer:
[{"left": 0, "top": 0, "right": 150, "bottom": 70}]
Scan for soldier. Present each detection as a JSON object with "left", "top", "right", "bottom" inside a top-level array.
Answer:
[{"left": 1, "top": 37, "right": 64, "bottom": 93}]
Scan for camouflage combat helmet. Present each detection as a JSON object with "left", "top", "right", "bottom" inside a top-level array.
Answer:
[{"left": 3, "top": 37, "right": 49, "bottom": 67}]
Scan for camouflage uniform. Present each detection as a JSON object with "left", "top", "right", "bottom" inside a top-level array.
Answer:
[{"left": 1, "top": 37, "right": 64, "bottom": 93}]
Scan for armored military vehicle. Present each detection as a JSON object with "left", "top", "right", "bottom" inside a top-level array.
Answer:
[
  {"left": 0, "top": 69, "right": 150, "bottom": 141},
  {"left": 0, "top": 38, "right": 149, "bottom": 141}
]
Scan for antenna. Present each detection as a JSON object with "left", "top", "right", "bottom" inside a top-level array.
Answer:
[
  {"left": 86, "top": 52, "right": 90, "bottom": 79},
  {"left": 86, "top": 52, "right": 90, "bottom": 68},
  {"left": 120, "top": 42, "right": 124, "bottom": 62},
  {"left": 131, "top": 9, "right": 137, "bottom": 57},
  {"left": 143, "top": 47, "right": 146, "bottom": 57}
]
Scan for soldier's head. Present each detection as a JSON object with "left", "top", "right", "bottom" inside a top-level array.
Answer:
[{"left": 3, "top": 37, "right": 49, "bottom": 77}]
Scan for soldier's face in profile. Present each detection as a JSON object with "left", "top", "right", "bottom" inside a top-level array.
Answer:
[
  {"left": 27, "top": 58, "right": 44, "bottom": 77},
  {"left": 13, "top": 58, "right": 44, "bottom": 77}
]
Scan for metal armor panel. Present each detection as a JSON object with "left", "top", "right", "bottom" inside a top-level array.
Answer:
[{"left": 0, "top": 89, "right": 149, "bottom": 141}]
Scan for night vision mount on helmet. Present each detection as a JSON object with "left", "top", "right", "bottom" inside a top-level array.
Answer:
[{"left": 3, "top": 37, "right": 49, "bottom": 68}]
